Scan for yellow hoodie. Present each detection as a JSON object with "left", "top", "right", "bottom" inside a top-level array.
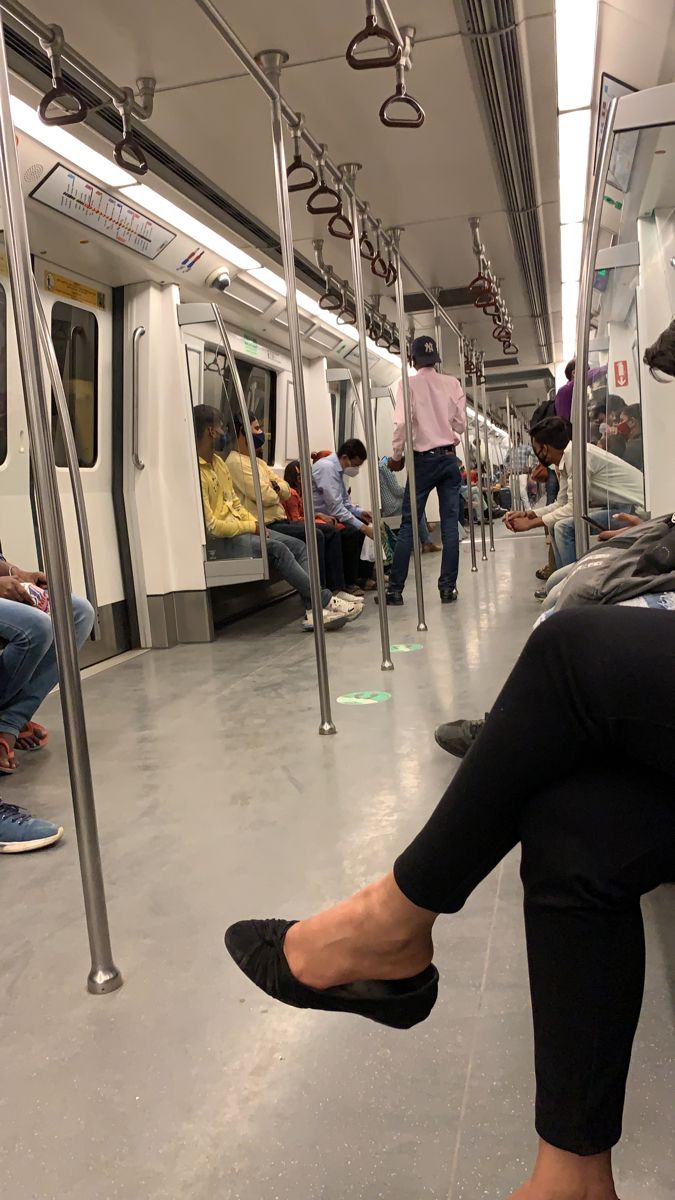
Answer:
[
  {"left": 226, "top": 450, "right": 291, "bottom": 524},
  {"left": 198, "top": 454, "right": 257, "bottom": 539}
]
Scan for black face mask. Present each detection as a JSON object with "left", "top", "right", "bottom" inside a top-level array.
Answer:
[{"left": 214, "top": 431, "right": 227, "bottom": 452}]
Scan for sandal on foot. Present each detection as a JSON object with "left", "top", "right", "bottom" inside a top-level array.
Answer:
[
  {"left": 225, "top": 918, "right": 439, "bottom": 1030},
  {"left": 16, "top": 721, "right": 49, "bottom": 752},
  {"left": 0, "top": 737, "right": 18, "bottom": 775}
]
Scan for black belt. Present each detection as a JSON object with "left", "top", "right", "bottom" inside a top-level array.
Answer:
[{"left": 414, "top": 445, "right": 455, "bottom": 458}]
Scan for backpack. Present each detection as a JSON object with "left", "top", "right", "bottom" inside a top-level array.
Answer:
[
  {"left": 529, "top": 396, "right": 556, "bottom": 428},
  {"left": 555, "top": 515, "right": 675, "bottom": 611}
]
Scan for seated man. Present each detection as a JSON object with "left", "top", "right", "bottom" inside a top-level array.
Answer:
[
  {"left": 194, "top": 405, "right": 355, "bottom": 630},
  {"left": 0, "top": 561, "right": 94, "bottom": 852},
  {"left": 312, "top": 439, "right": 374, "bottom": 593},
  {"left": 227, "top": 414, "right": 355, "bottom": 608},
  {"left": 504, "top": 416, "right": 644, "bottom": 569},
  {"left": 378, "top": 455, "right": 438, "bottom": 553}
]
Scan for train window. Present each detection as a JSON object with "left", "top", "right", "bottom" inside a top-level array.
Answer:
[
  {"left": 201, "top": 343, "right": 277, "bottom": 464},
  {"left": 0, "top": 283, "right": 6, "bottom": 466},
  {"left": 50, "top": 302, "right": 98, "bottom": 467}
]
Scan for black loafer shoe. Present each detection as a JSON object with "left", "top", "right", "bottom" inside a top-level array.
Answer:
[
  {"left": 440, "top": 587, "right": 458, "bottom": 603},
  {"left": 374, "top": 592, "right": 404, "bottom": 606},
  {"left": 225, "top": 918, "right": 439, "bottom": 1030},
  {"left": 434, "top": 717, "right": 485, "bottom": 758}
]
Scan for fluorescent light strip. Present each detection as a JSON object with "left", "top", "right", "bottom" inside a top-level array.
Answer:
[
  {"left": 558, "top": 109, "right": 592, "bottom": 225},
  {"left": 121, "top": 184, "right": 261, "bottom": 270},
  {"left": 560, "top": 220, "right": 583, "bottom": 284},
  {"left": 11, "top": 95, "right": 135, "bottom": 188},
  {"left": 555, "top": 0, "right": 599, "bottom": 112}
]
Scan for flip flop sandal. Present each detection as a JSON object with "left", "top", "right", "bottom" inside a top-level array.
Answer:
[
  {"left": 225, "top": 918, "right": 439, "bottom": 1029},
  {"left": 16, "top": 721, "right": 49, "bottom": 752},
  {"left": 0, "top": 736, "right": 18, "bottom": 775}
]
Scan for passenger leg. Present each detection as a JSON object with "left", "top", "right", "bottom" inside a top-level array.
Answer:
[
  {"left": 387, "top": 457, "right": 433, "bottom": 595},
  {"left": 0, "top": 596, "right": 95, "bottom": 747},
  {"left": 266, "top": 529, "right": 332, "bottom": 609},
  {"left": 519, "top": 473, "right": 530, "bottom": 509},
  {"left": 268, "top": 520, "right": 327, "bottom": 588},
  {"left": 319, "top": 524, "right": 346, "bottom": 592},
  {"left": 435, "top": 455, "right": 462, "bottom": 592},
  {"left": 339, "top": 526, "right": 365, "bottom": 588},
  {"left": 550, "top": 516, "right": 577, "bottom": 568}
]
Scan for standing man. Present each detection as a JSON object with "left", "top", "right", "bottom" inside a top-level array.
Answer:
[{"left": 385, "top": 335, "right": 466, "bottom": 605}]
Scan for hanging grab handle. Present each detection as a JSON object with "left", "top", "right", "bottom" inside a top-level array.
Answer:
[
  {"left": 371, "top": 225, "right": 389, "bottom": 278},
  {"left": 328, "top": 209, "right": 354, "bottom": 240},
  {"left": 113, "top": 88, "right": 148, "bottom": 176},
  {"left": 336, "top": 289, "right": 357, "bottom": 325},
  {"left": 38, "top": 25, "right": 88, "bottom": 126},
  {"left": 306, "top": 145, "right": 341, "bottom": 215},
  {"left": 379, "top": 65, "right": 425, "bottom": 129},
  {"left": 359, "top": 211, "right": 376, "bottom": 261},
  {"left": 502, "top": 341, "right": 519, "bottom": 356},
  {"left": 385, "top": 259, "right": 398, "bottom": 287},
  {"left": 346, "top": 1, "right": 402, "bottom": 70},
  {"left": 319, "top": 284, "right": 342, "bottom": 311},
  {"left": 286, "top": 114, "right": 318, "bottom": 193}
]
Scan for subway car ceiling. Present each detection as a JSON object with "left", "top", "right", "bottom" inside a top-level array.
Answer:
[{"left": 3, "top": 0, "right": 675, "bottom": 415}]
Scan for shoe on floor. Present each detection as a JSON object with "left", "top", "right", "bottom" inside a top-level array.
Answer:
[
  {"left": 374, "top": 592, "right": 404, "bottom": 606},
  {"left": 0, "top": 802, "right": 63, "bottom": 853},
  {"left": 344, "top": 585, "right": 365, "bottom": 598},
  {"left": 534, "top": 587, "right": 547, "bottom": 601},
  {"left": 336, "top": 591, "right": 364, "bottom": 610},
  {"left": 225, "top": 918, "right": 439, "bottom": 1030},
  {"left": 535, "top": 565, "right": 553, "bottom": 581},
  {"left": 327, "top": 595, "right": 362, "bottom": 621},
  {"left": 422, "top": 542, "right": 441, "bottom": 553},
  {"left": 302, "top": 608, "right": 348, "bottom": 631},
  {"left": 434, "top": 717, "right": 485, "bottom": 758},
  {"left": 361, "top": 579, "right": 377, "bottom": 591},
  {"left": 440, "top": 587, "right": 458, "bottom": 603}
]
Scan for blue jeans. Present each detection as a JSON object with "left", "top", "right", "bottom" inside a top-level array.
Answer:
[
  {"left": 208, "top": 530, "right": 331, "bottom": 609},
  {"left": 546, "top": 469, "right": 560, "bottom": 506},
  {"left": 550, "top": 509, "right": 627, "bottom": 569},
  {"left": 389, "top": 450, "right": 462, "bottom": 593},
  {"left": 0, "top": 594, "right": 94, "bottom": 736}
]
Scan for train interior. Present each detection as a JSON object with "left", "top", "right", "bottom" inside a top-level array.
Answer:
[{"left": 0, "top": 1, "right": 674, "bottom": 1197}]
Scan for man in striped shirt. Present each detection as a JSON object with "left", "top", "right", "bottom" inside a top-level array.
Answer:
[
  {"left": 378, "top": 456, "right": 437, "bottom": 552},
  {"left": 505, "top": 434, "right": 534, "bottom": 509}
]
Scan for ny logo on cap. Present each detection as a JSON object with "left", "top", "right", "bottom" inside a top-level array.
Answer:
[{"left": 425, "top": 341, "right": 434, "bottom": 353}]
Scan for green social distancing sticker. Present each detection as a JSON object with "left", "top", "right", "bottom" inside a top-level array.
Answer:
[
  {"left": 337, "top": 691, "right": 391, "bottom": 705},
  {"left": 390, "top": 642, "right": 424, "bottom": 653}
]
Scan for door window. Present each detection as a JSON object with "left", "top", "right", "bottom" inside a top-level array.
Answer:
[{"left": 50, "top": 301, "right": 98, "bottom": 467}]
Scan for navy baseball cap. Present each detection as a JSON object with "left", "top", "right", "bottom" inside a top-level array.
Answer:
[{"left": 410, "top": 335, "right": 441, "bottom": 366}]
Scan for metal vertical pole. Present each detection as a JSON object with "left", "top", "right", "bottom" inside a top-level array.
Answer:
[
  {"left": 433, "top": 291, "right": 443, "bottom": 367},
  {"left": 257, "top": 50, "right": 336, "bottom": 734},
  {"left": 0, "top": 16, "right": 121, "bottom": 995},
  {"left": 342, "top": 165, "right": 393, "bottom": 670},
  {"left": 478, "top": 356, "right": 495, "bottom": 552},
  {"left": 459, "top": 337, "right": 477, "bottom": 571},
  {"left": 471, "top": 367, "right": 488, "bottom": 561},
  {"left": 389, "top": 227, "right": 427, "bottom": 631}
]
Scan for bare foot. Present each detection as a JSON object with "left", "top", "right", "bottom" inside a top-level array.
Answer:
[
  {"left": 506, "top": 1142, "right": 619, "bottom": 1200},
  {"left": 284, "top": 872, "right": 437, "bottom": 990}
]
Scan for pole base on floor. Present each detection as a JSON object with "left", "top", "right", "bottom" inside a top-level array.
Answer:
[
  {"left": 490, "top": 546, "right": 496, "bottom": 553},
  {"left": 471, "top": 566, "right": 479, "bottom": 573},
  {"left": 482, "top": 555, "right": 488, "bottom": 562},
  {"left": 87, "top": 964, "right": 123, "bottom": 995},
  {"left": 417, "top": 622, "right": 428, "bottom": 632},
  {"left": 319, "top": 721, "right": 337, "bottom": 736},
  {"left": 381, "top": 659, "right": 395, "bottom": 671}
]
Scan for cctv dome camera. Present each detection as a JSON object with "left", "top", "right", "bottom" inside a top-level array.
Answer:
[{"left": 207, "top": 267, "right": 231, "bottom": 292}]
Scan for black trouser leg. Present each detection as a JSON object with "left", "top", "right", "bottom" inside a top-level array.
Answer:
[
  {"left": 320, "top": 524, "right": 346, "bottom": 591},
  {"left": 394, "top": 608, "right": 675, "bottom": 911},
  {"left": 520, "top": 763, "right": 675, "bottom": 1155},
  {"left": 339, "top": 526, "right": 365, "bottom": 586}
]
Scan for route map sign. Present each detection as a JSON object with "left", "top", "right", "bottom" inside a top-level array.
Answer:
[{"left": 30, "top": 164, "right": 175, "bottom": 260}]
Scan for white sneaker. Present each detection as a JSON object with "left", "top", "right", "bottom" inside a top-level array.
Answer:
[
  {"left": 302, "top": 608, "right": 347, "bottom": 632},
  {"left": 328, "top": 595, "right": 362, "bottom": 622},
  {"left": 336, "top": 591, "right": 364, "bottom": 610}
]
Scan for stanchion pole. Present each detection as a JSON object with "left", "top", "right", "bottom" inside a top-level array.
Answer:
[
  {"left": 342, "top": 164, "right": 393, "bottom": 671},
  {"left": 257, "top": 50, "right": 336, "bottom": 734},
  {"left": 478, "top": 355, "right": 495, "bottom": 553},
  {"left": 471, "top": 358, "right": 488, "bottom": 562},
  {"left": 459, "top": 337, "right": 477, "bottom": 572},
  {"left": 389, "top": 227, "right": 427, "bottom": 632},
  {"left": 0, "top": 14, "right": 121, "bottom": 994}
]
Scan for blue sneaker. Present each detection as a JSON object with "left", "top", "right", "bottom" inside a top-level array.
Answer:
[{"left": 0, "top": 802, "right": 63, "bottom": 853}]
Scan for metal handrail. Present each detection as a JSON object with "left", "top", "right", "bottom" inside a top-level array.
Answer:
[
  {"left": 131, "top": 325, "right": 145, "bottom": 470},
  {"left": 34, "top": 282, "right": 100, "bottom": 637},
  {"left": 479, "top": 365, "right": 495, "bottom": 553},
  {"left": 210, "top": 303, "right": 270, "bottom": 581},
  {"left": 571, "top": 96, "right": 619, "bottom": 559},
  {"left": 0, "top": 12, "right": 120, "bottom": 994}
]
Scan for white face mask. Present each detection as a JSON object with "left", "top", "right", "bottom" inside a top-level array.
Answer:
[{"left": 343, "top": 465, "right": 360, "bottom": 477}]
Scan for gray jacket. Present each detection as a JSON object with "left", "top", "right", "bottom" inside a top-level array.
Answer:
[{"left": 555, "top": 515, "right": 675, "bottom": 610}]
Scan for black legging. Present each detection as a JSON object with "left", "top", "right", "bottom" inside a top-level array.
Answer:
[{"left": 394, "top": 608, "right": 675, "bottom": 1155}]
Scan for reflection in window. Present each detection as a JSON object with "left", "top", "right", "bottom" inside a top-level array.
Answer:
[
  {"left": 51, "top": 302, "right": 98, "bottom": 467},
  {"left": 0, "top": 284, "right": 6, "bottom": 465},
  {"left": 201, "top": 344, "right": 277, "bottom": 464}
]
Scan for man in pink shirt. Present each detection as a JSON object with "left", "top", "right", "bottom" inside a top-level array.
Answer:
[{"left": 386, "top": 336, "right": 467, "bottom": 604}]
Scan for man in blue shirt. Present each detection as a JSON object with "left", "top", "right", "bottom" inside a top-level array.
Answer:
[{"left": 312, "top": 439, "right": 373, "bottom": 594}]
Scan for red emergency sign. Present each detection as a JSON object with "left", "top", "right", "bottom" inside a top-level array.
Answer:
[{"left": 614, "top": 360, "right": 628, "bottom": 388}]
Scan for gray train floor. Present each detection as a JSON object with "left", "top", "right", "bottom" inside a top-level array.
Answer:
[{"left": 1, "top": 535, "right": 674, "bottom": 1200}]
